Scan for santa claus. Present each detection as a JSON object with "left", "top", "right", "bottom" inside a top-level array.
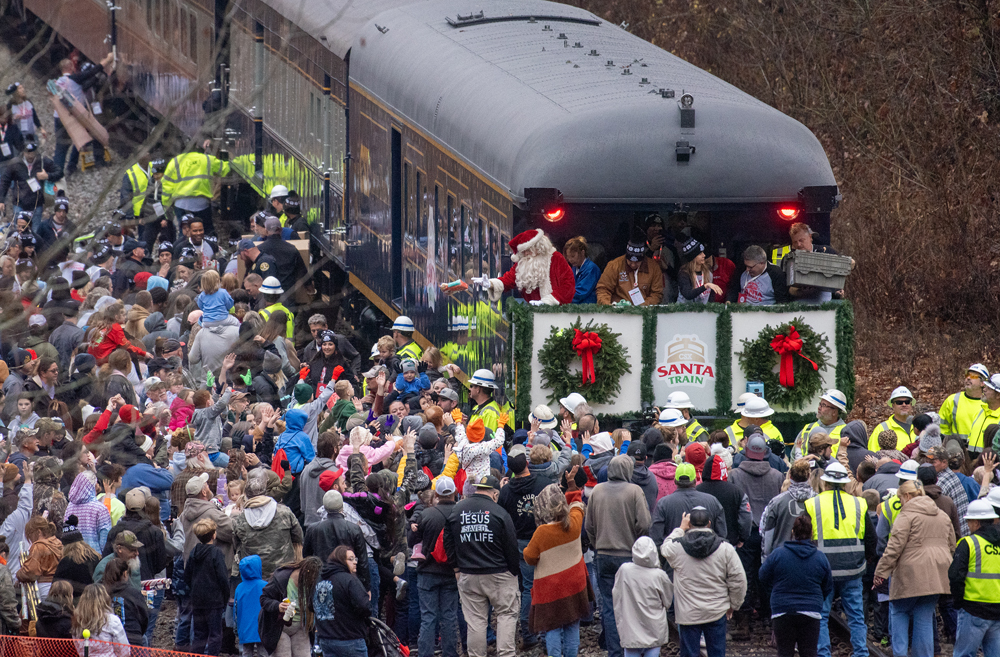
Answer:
[{"left": 473, "top": 229, "right": 575, "bottom": 305}]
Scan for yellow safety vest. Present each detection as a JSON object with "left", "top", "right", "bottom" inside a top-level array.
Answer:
[
  {"left": 798, "top": 421, "right": 846, "bottom": 457},
  {"left": 969, "top": 404, "right": 1000, "bottom": 452},
  {"left": 940, "top": 391, "right": 986, "bottom": 440},
  {"left": 771, "top": 245, "right": 791, "bottom": 266},
  {"left": 961, "top": 534, "right": 1000, "bottom": 603},
  {"left": 470, "top": 399, "right": 501, "bottom": 432},
  {"left": 161, "top": 152, "right": 231, "bottom": 207},
  {"left": 867, "top": 416, "right": 916, "bottom": 452},
  {"left": 279, "top": 212, "right": 289, "bottom": 228},
  {"left": 398, "top": 340, "right": 423, "bottom": 362},
  {"left": 686, "top": 418, "right": 709, "bottom": 442},
  {"left": 260, "top": 302, "right": 295, "bottom": 339},
  {"left": 880, "top": 495, "right": 902, "bottom": 531},
  {"left": 806, "top": 489, "right": 866, "bottom": 579},
  {"left": 724, "top": 420, "right": 783, "bottom": 446},
  {"left": 126, "top": 163, "right": 149, "bottom": 217}
]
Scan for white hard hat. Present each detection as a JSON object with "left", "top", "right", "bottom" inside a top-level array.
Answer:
[
  {"left": 820, "top": 461, "right": 850, "bottom": 484},
  {"left": 664, "top": 391, "right": 694, "bottom": 409},
  {"left": 468, "top": 369, "right": 498, "bottom": 389},
  {"left": 733, "top": 391, "right": 757, "bottom": 413},
  {"left": 820, "top": 389, "right": 848, "bottom": 413},
  {"left": 658, "top": 408, "right": 687, "bottom": 427},
  {"left": 529, "top": 405, "right": 557, "bottom": 430},
  {"left": 987, "top": 487, "right": 1000, "bottom": 510},
  {"left": 966, "top": 499, "right": 1000, "bottom": 521},
  {"left": 260, "top": 276, "right": 283, "bottom": 295},
  {"left": 887, "top": 386, "right": 914, "bottom": 406},
  {"left": 392, "top": 316, "right": 415, "bottom": 332},
  {"left": 370, "top": 343, "right": 379, "bottom": 358},
  {"left": 741, "top": 396, "right": 774, "bottom": 419},
  {"left": 559, "top": 392, "right": 586, "bottom": 414},
  {"left": 969, "top": 363, "right": 991, "bottom": 380},
  {"left": 896, "top": 460, "right": 919, "bottom": 481},
  {"left": 985, "top": 374, "right": 1000, "bottom": 394},
  {"left": 269, "top": 184, "right": 289, "bottom": 199}
]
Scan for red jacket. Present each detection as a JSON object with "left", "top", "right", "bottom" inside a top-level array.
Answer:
[{"left": 88, "top": 323, "right": 146, "bottom": 363}]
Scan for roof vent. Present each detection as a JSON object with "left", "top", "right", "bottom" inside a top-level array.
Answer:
[
  {"left": 606, "top": 59, "right": 614, "bottom": 66},
  {"left": 588, "top": 49, "right": 599, "bottom": 56},
  {"left": 659, "top": 88, "right": 675, "bottom": 98},
  {"left": 528, "top": 17, "right": 536, "bottom": 23},
  {"left": 557, "top": 32, "right": 568, "bottom": 39},
  {"left": 573, "top": 41, "right": 583, "bottom": 48},
  {"left": 621, "top": 67, "right": 632, "bottom": 76},
  {"left": 640, "top": 77, "right": 649, "bottom": 85},
  {"left": 542, "top": 24, "right": 552, "bottom": 31}
]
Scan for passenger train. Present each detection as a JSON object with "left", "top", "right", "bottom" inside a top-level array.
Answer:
[{"left": 18, "top": 0, "right": 839, "bottom": 385}]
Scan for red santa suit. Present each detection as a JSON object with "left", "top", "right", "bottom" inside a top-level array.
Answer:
[{"left": 484, "top": 229, "right": 575, "bottom": 305}]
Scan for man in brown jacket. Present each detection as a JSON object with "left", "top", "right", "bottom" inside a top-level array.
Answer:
[{"left": 595, "top": 241, "right": 664, "bottom": 306}]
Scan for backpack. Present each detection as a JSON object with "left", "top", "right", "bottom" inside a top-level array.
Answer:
[{"left": 428, "top": 507, "right": 449, "bottom": 563}]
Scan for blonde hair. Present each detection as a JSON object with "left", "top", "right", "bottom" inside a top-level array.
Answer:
[
  {"left": 564, "top": 236, "right": 588, "bottom": 256},
  {"left": 221, "top": 273, "right": 238, "bottom": 293},
  {"left": 73, "top": 584, "right": 112, "bottom": 638},
  {"left": 897, "top": 480, "right": 925, "bottom": 501},
  {"left": 200, "top": 270, "right": 221, "bottom": 295},
  {"left": 679, "top": 254, "right": 712, "bottom": 289},
  {"left": 334, "top": 380, "right": 352, "bottom": 399},
  {"left": 377, "top": 335, "right": 395, "bottom": 355},
  {"left": 423, "top": 346, "right": 442, "bottom": 369},
  {"left": 612, "top": 428, "right": 631, "bottom": 453}
]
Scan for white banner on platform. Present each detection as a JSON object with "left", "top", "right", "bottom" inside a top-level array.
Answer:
[{"left": 651, "top": 313, "right": 719, "bottom": 410}]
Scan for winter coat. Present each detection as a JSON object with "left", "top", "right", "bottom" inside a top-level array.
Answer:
[
  {"left": 728, "top": 459, "right": 785, "bottom": 524},
  {"left": 259, "top": 566, "right": 299, "bottom": 654},
  {"left": 863, "top": 461, "right": 901, "bottom": 499},
  {"left": 648, "top": 460, "right": 678, "bottom": 500},
  {"left": 841, "top": 420, "right": 874, "bottom": 474},
  {"left": 525, "top": 440, "right": 572, "bottom": 486},
  {"left": 273, "top": 409, "right": 315, "bottom": 475},
  {"left": 584, "top": 456, "right": 651, "bottom": 557},
  {"left": 613, "top": 536, "right": 673, "bottom": 648},
  {"left": 141, "top": 312, "right": 179, "bottom": 353},
  {"left": 191, "top": 388, "right": 232, "bottom": 454},
  {"left": 595, "top": 255, "right": 664, "bottom": 306},
  {"left": 0, "top": 154, "right": 62, "bottom": 210},
  {"left": 64, "top": 473, "right": 111, "bottom": 554},
  {"left": 184, "top": 542, "right": 230, "bottom": 609},
  {"left": 188, "top": 321, "right": 238, "bottom": 385},
  {"left": 0, "top": 567, "right": 18, "bottom": 636},
  {"left": 53, "top": 549, "right": 100, "bottom": 600},
  {"left": 697, "top": 470, "right": 752, "bottom": 546},
  {"left": 760, "top": 481, "right": 817, "bottom": 558},
  {"left": 660, "top": 526, "right": 747, "bottom": 625},
  {"left": 924, "top": 483, "right": 962, "bottom": 538},
  {"left": 234, "top": 556, "right": 267, "bottom": 645},
  {"left": 169, "top": 396, "right": 194, "bottom": 431},
  {"left": 631, "top": 464, "right": 659, "bottom": 513},
  {"left": 103, "top": 512, "right": 168, "bottom": 580},
  {"left": 497, "top": 472, "right": 549, "bottom": 541},
  {"left": 313, "top": 560, "right": 371, "bottom": 641},
  {"left": 444, "top": 492, "right": 519, "bottom": 576},
  {"left": 414, "top": 499, "right": 457, "bottom": 576},
  {"left": 300, "top": 456, "right": 339, "bottom": 527},
  {"left": 649, "top": 487, "right": 728, "bottom": 547},
  {"left": 582, "top": 449, "right": 615, "bottom": 496},
  {"left": 106, "top": 578, "right": 149, "bottom": 644},
  {"left": 303, "top": 511, "right": 371, "bottom": 589},
  {"left": 34, "top": 600, "right": 73, "bottom": 638},
  {"left": 77, "top": 611, "right": 129, "bottom": 657},
  {"left": 17, "top": 535, "right": 62, "bottom": 584},
  {"left": 759, "top": 539, "right": 833, "bottom": 615},
  {"left": 180, "top": 497, "right": 235, "bottom": 571},
  {"left": 875, "top": 495, "right": 956, "bottom": 600},
  {"left": 233, "top": 497, "right": 303, "bottom": 580},
  {"left": 288, "top": 385, "right": 335, "bottom": 446},
  {"left": 455, "top": 424, "right": 505, "bottom": 485},
  {"left": 523, "top": 504, "right": 592, "bottom": 633}
]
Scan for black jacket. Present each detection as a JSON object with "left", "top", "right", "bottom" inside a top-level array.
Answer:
[
  {"left": 497, "top": 473, "right": 548, "bottom": 541},
  {"left": 0, "top": 155, "right": 63, "bottom": 211},
  {"left": 184, "top": 542, "right": 229, "bottom": 610},
  {"left": 34, "top": 600, "right": 73, "bottom": 638},
  {"left": 37, "top": 217, "right": 77, "bottom": 255},
  {"left": 256, "top": 233, "right": 309, "bottom": 297},
  {"left": 950, "top": 524, "right": 1000, "bottom": 620},
  {"left": 697, "top": 478, "right": 749, "bottom": 546},
  {"left": 106, "top": 579, "right": 149, "bottom": 645},
  {"left": 313, "top": 560, "right": 371, "bottom": 642},
  {"left": 444, "top": 493, "right": 519, "bottom": 577},
  {"left": 259, "top": 566, "right": 294, "bottom": 654},
  {"left": 303, "top": 512, "right": 371, "bottom": 589},
  {"left": 0, "top": 121, "right": 24, "bottom": 165},
  {"left": 53, "top": 552, "right": 100, "bottom": 600},
  {"left": 306, "top": 351, "right": 355, "bottom": 390},
  {"left": 414, "top": 499, "right": 456, "bottom": 575},
  {"left": 103, "top": 512, "right": 168, "bottom": 580}
]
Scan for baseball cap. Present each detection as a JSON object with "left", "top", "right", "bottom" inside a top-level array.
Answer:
[
  {"left": 125, "top": 488, "right": 146, "bottom": 511},
  {"left": 185, "top": 472, "right": 210, "bottom": 496},
  {"left": 437, "top": 387, "right": 459, "bottom": 402},
  {"left": 318, "top": 468, "right": 345, "bottom": 492},
  {"left": 27, "top": 314, "right": 46, "bottom": 328},
  {"left": 114, "top": 530, "right": 144, "bottom": 549},
  {"left": 237, "top": 238, "right": 256, "bottom": 253},
  {"left": 123, "top": 237, "right": 147, "bottom": 253},
  {"left": 675, "top": 462, "right": 697, "bottom": 483},
  {"left": 746, "top": 436, "right": 769, "bottom": 460},
  {"left": 435, "top": 476, "right": 456, "bottom": 495},
  {"left": 473, "top": 475, "right": 501, "bottom": 491},
  {"left": 627, "top": 441, "right": 648, "bottom": 461}
]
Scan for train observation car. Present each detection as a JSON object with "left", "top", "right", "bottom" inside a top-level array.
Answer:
[{"left": 343, "top": 0, "right": 839, "bottom": 375}]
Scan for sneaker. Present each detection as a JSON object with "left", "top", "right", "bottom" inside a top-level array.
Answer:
[
  {"left": 393, "top": 552, "right": 406, "bottom": 577},
  {"left": 395, "top": 578, "right": 408, "bottom": 601}
]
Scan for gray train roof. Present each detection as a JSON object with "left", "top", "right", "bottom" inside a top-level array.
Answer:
[{"left": 349, "top": 0, "right": 837, "bottom": 204}]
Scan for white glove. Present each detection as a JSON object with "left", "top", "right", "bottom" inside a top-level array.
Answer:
[
  {"left": 529, "top": 299, "right": 545, "bottom": 306},
  {"left": 471, "top": 276, "right": 490, "bottom": 290}
]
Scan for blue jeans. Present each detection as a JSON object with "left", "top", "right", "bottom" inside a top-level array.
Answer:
[
  {"left": 955, "top": 609, "right": 1000, "bottom": 657},
  {"left": 419, "top": 571, "right": 460, "bottom": 657},
  {"left": 175, "top": 595, "right": 194, "bottom": 647},
  {"left": 405, "top": 565, "right": 421, "bottom": 646},
  {"left": 625, "top": 649, "right": 660, "bottom": 657},
  {"left": 678, "top": 615, "right": 727, "bottom": 657},
  {"left": 517, "top": 538, "right": 537, "bottom": 644},
  {"left": 145, "top": 589, "right": 164, "bottom": 645},
  {"left": 545, "top": 621, "right": 580, "bottom": 657},
  {"left": 318, "top": 637, "right": 368, "bottom": 657},
  {"left": 208, "top": 451, "right": 230, "bottom": 467},
  {"left": 818, "top": 578, "right": 868, "bottom": 657},
  {"left": 889, "top": 595, "right": 938, "bottom": 657},
  {"left": 596, "top": 553, "right": 632, "bottom": 657}
]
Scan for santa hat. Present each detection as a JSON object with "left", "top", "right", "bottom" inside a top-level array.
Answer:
[{"left": 508, "top": 229, "right": 546, "bottom": 263}]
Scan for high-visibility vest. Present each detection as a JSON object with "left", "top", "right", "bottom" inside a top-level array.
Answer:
[
  {"left": 880, "top": 495, "right": 902, "bottom": 532},
  {"left": 867, "top": 416, "right": 915, "bottom": 452},
  {"left": 126, "top": 163, "right": 149, "bottom": 217},
  {"left": 470, "top": 399, "right": 501, "bottom": 432},
  {"left": 260, "top": 302, "right": 295, "bottom": 339},
  {"left": 771, "top": 245, "right": 791, "bottom": 266},
  {"left": 970, "top": 404, "right": 1000, "bottom": 452},
  {"left": 940, "top": 391, "right": 986, "bottom": 441},
  {"left": 686, "top": 418, "right": 709, "bottom": 442},
  {"left": 798, "top": 420, "right": 846, "bottom": 457},
  {"left": 398, "top": 340, "right": 423, "bottom": 362},
  {"left": 961, "top": 534, "right": 1000, "bottom": 603},
  {"left": 806, "top": 489, "right": 866, "bottom": 579},
  {"left": 724, "top": 420, "right": 784, "bottom": 445},
  {"left": 161, "top": 152, "right": 231, "bottom": 207}
]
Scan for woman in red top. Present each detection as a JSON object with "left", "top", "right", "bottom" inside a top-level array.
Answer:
[{"left": 87, "top": 302, "right": 151, "bottom": 364}]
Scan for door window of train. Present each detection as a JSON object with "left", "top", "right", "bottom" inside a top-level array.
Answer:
[
  {"left": 416, "top": 171, "right": 425, "bottom": 252},
  {"left": 478, "top": 217, "right": 488, "bottom": 279},
  {"left": 189, "top": 11, "right": 197, "bottom": 64},
  {"left": 490, "top": 225, "right": 501, "bottom": 278},
  {"left": 435, "top": 186, "right": 445, "bottom": 270},
  {"left": 447, "top": 195, "right": 458, "bottom": 277}
]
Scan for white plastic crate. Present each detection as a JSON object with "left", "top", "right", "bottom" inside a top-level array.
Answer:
[{"left": 784, "top": 250, "right": 852, "bottom": 290}]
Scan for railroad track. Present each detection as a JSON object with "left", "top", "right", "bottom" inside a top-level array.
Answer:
[{"left": 829, "top": 610, "right": 893, "bottom": 657}]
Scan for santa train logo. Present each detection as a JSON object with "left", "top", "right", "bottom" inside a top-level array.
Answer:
[{"left": 656, "top": 334, "right": 715, "bottom": 388}]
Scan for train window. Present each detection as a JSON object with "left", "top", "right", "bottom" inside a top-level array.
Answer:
[
  {"left": 180, "top": 8, "right": 189, "bottom": 58},
  {"left": 403, "top": 161, "right": 411, "bottom": 248},
  {"left": 490, "top": 225, "right": 501, "bottom": 278},
  {"left": 416, "top": 171, "right": 424, "bottom": 248},
  {"left": 434, "top": 185, "right": 444, "bottom": 270},
  {"left": 461, "top": 205, "right": 475, "bottom": 280},
  {"left": 478, "top": 217, "right": 488, "bottom": 279},
  {"left": 146, "top": 0, "right": 152, "bottom": 31},
  {"left": 458, "top": 205, "right": 467, "bottom": 279},
  {"left": 447, "top": 195, "right": 457, "bottom": 277},
  {"left": 189, "top": 12, "right": 197, "bottom": 63}
]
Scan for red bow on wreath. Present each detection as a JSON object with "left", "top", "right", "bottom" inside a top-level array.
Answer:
[
  {"left": 769, "top": 325, "right": 819, "bottom": 388},
  {"left": 572, "top": 329, "right": 603, "bottom": 385}
]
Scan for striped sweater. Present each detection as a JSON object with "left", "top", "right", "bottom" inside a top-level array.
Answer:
[{"left": 522, "top": 504, "right": 592, "bottom": 633}]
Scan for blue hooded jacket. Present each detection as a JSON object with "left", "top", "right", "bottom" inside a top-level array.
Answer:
[
  {"left": 234, "top": 555, "right": 267, "bottom": 644},
  {"left": 275, "top": 409, "right": 316, "bottom": 474},
  {"left": 758, "top": 539, "right": 834, "bottom": 615}
]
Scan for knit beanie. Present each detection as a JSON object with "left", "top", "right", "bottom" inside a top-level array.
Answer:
[
  {"left": 293, "top": 383, "right": 313, "bottom": 405},
  {"left": 684, "top": 442, "right": 707, "bottom": 472},
  {"left": 878, "top": 429, "right": 898, "bottom": 451},
  {"left": 322, "top": 490, "right": 344, "bottom": 513},
  {"left": 418, "top": 424, "right": 439, "bottom": 450},
  {"left": 918, "top": 424, "right": 942, "bottom": 453},
  {"left": 466, "top": 417, "right": 485, "bottom": 443},
  {"left": 652, "top": 443, "right": 673, "bottom": 463}
]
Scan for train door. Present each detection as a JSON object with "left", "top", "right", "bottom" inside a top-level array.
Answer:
[{"left": 390, "top": 127, "right": 403, "bottom": 303}]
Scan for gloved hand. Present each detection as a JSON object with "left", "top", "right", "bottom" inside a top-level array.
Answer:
[
  {"left": 471, "top": 276, "right": 490, "bottom": 290},
  {"left": 529, "top": 299, "right": 545, "bottom": 306}
]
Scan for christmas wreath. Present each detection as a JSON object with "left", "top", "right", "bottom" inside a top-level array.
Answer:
[
  {"left": 538, "top": 318, "right": 632, "bottom": 406},
  {"left": 737, "top": 317, "right": 831, "bottom": 410}
]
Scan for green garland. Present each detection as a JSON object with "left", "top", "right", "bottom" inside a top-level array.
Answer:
[
  {"left": 737, "top": 317, "right": 831, "bottom": 411},
  {"left": 537, "top": 317, "right": 632, "bottom": 406}
]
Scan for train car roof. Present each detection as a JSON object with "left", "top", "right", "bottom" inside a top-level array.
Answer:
[{"left": 349, "top": 0, "right": 837, "bottom": 204}]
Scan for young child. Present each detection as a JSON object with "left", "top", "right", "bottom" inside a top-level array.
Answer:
[
  {"left": 95, "top": 463, "right": 126, "bottom": 526},
  {"left": 612, "top": 536, "right": 673, "bottom": 657},
  {"left": 325, "top": 380, "right": 358, "bottom": 432},
  {"left": 196, "top": 270, "right": 239, "bottom": 327},
  {"left": 234, "top": 555, "right": 266, "bottom": 657},
  {"left": 191, "top": 387, "right": 233, "bottom": 467},
  {"left": 184, "top": 518, "right": 229, "bottom": 656},
  {"left": 9, "top": 393, "right": 40, "bottom": 432},
  {"left": 393, "top": 359, "right": 430, "bottom": 401}
]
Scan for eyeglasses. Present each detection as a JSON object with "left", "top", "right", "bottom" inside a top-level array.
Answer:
[
  {"left": 346, "top": 556, "right": 358, "bottom": 562},
  {"left": 892, "top": 400, "right": 912, "bottom": 406}
]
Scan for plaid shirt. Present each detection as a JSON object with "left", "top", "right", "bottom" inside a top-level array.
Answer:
[{"left": 938, "top": 468, "right": 969, "bottom": 536}]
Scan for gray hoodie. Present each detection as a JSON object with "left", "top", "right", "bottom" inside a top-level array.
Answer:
[
  {"left": 728, "top": 459, "right": 785, "bottom": 524},
  {"left": 842, "top": 420, "right": 874, "bottom": 474},
  {"left": 612, "top": 536, "right": 673, "bottom": 649},
  {"left": 188, "top": 321, "right": 239, "bottom": 384},
  {"left": 584, "top": 456, "right": 651, "bottom": 557},
  {"left": 142, "top": 312, "right": 179, "bottom": 353},
  {"left": 191, "top": 388, "right": 232, "bottom": 454},
  {"left": 300, "top": 456, "right": 338, "bottom": 527}
]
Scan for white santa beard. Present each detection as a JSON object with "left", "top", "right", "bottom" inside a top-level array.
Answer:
[{"left": 515, "top": 247, "right": 553, "bottom": 293}]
